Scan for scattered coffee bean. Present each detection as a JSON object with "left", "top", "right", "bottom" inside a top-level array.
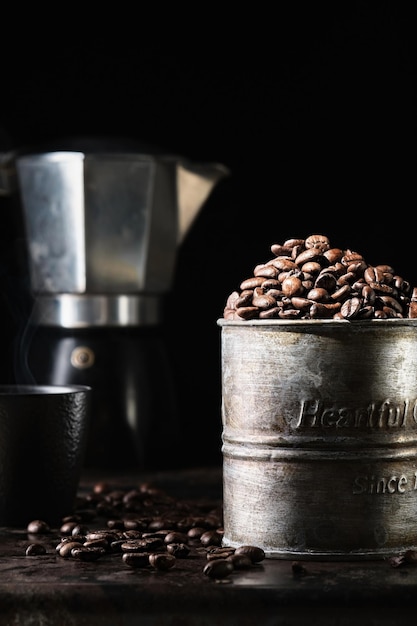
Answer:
[
  {"left": 226, "top": 553, "right": 252, "bottom": 569},
  {"left": 25, "top": 543, "right": 47, "bottom": 556},
  {"left": 122, "top": 551, "right": 151, "bottom": 568},
  {"left": 164, "top": 531, "right": 188, "bottom": 545},
  {"left": 58, "top": 540, "right": 84, "bottom": 558},
  {"left": 166, "top": 542, "right": 190, "bottom": 558},
  {"left": 27, "top": 519, "right": 50, "bottom": 534},
  {"left": 234, "top": 545, "right": 265, "bottom": 563},
  {"left": 20, "top": 480, "right": 267, "bottom": 584},
  {"left": 203, "top": 559, "right": 234, "bottom": 579},
  {"left": 71, "top": 524, "right": 89, "bottom": 538},
  {"left": 187, "top": 527, "right": 207, "bottom": 540},
  {"left": 148, "top": 553, "right": 176, "bottom": 570},
  {"left": 206, "top": 546, "right": 235, "bottom": 561},
  {"left": 71, "top": 546, "right": 104, "bottom": 561},
  {"left": 199, "top": 530, "right": 223, "bottom": 547},
  {"left": 60, "top": 521, "right": 79, "bottom": 535}
]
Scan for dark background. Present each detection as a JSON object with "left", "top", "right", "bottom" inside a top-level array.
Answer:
[{"left": 0, "top": 2, "right": 416, "bottom": 467}]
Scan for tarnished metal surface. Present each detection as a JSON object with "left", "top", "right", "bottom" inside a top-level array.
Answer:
[{"left": 219, "top": 319, "right": 417, "bottom": 560}]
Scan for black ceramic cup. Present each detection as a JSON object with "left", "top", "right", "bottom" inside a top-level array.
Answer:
[{"left": 0, "top": 384, "right": 91, "bottom": 527}]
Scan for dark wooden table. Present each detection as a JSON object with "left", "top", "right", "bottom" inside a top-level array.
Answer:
[{"left": 1, "top": 467, "right": 416, "bottom": 626}]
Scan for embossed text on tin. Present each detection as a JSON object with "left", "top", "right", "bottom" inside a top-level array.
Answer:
[
  {"left": 352, "top": 472, "right": 417, "bottom": 495},
  {"left": 294, "top": 399, "right": 416, "bottom": 429}
]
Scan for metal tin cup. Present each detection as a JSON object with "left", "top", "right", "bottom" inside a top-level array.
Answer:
[
  {"left": 218, "top": 318, "right": 417, "bottom": 560},
  {"left": 0, "top": 385, "right": 91, "bottom": 527}
]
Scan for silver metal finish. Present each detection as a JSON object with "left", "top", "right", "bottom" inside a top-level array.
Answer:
[
  {"left": 30, "top": 294, "right": 161, "bottom": 327},
  {"left": 218, "top": 318, "right": 417, "bottom": 560},
  {"left": 1, "top": 150, "right": 228, "bottom": 326}
]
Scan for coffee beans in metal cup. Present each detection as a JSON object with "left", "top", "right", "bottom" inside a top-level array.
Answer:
[
  {"left": 223, "top": 234, "right": 417, "bottom": 321},
  {"left": 218, "top": 234, "right": 417, "bottom": 560}
]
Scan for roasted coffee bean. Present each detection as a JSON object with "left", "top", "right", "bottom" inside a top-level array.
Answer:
[
  {"left": 301, "top": 261, "right": 322, "bottom": 274},
  {"left": 269, "top": 257, "right": 297, "bottom": 272},
  {"left": 60, "top": 521, "right": 79, "bottom": 535},
  {"left": 106, "top": 519, "right": 125, "bottom": 530},
  {"left": 262, "top": 279, "right": 281, "bottom": 291},
  {"left": 142, "top": 530, "right": 171, "bottom": 539},
  {"left": 270, "top": 243, "right": 291, "bottom": 256},
  {"left": 148, "top": 553, "right": 176, "bottom": 570},
  {"left": 314, "top": 272, "right": 337, "bottom": 292},
  {"left": 362, "top": 285, "right": 376, "bottom": 305},
  {"left": 59, "top": 540, "right": 84, "bottom": 558},
  {"left": 340, "top": 297, "right": 362, "bottom": 319},
  {"left": 252, "top": 293, "right": 277, "bottom": 309},
  {"left": 166, "top": 542, "right": 190, "bottom": 558},
  {"left": 85, "top": 530, "right": 120, "bottom": 542},
  {"left": 357, "top": 305, "right": 374, "bottom": 319},
  {"left": 110, "top": 539, "right": 126, "bottom": 553},
  {"left": 254, "top": 264, "right": 279, "bottom": 279},
  {"left": 122, "top": 529, "right": 143, "bottom": 539},
  {"left": 25, "top": 543, "right": 47, "bottom": 556},
  {"left": 27, "top": 520, "right": 50, "bottom": 534},
  {"left": 283, "top": 238, "right": 305, "bottom": 249},
  {"left": 279, "top": 308, "right": 301, "bottom": 319},
  {"left": 123, "top": 518, "right": 148, "bottom": 531},
  {"left": 341, "top": 251, "right": 363, "bottom": 266},
  {"left": 295, "top": 248, "right": 324, "bottom": 266},
  {"left": 187, "top": 527, "right": 207, "bottom": 540},
  {"left": 226, "top": 553, "right": 253, "bottom": 569},
  {"left": 164, "top": 531, "right": 188, "bottom": 545},
  {"left": 291, "top": 297, "right": 312, "bottom": 311},
  {"left": 330, "top": 284, "right": 351, "bottom": 301},
  {"left": 121, "top": 536, "right": 164, "bottom": 552},
  {"left": 310, "top": 302, "right": 340, "bottom": 318},
  {"left": 235, "top": 290, "right": 254, "bottom": 307},
  {"left": 93, "top": 481, "right": 112, "bottom": 495},
  {"left": 336, "top": 271, "right": 356, "bottom": 286},
  {"left": 234, "top": 545, "right": 266, "bottom": 563},
  {"left": 306, "top": 287, "right": 330, "bottom": 302},
  {"left": 71, "top": 546, "right": 104, "bottom": 561},
  {"left": 56, "top": 537, "right": 77, "bottom": 552},
  {"left": 259, "top": 306, "right": 282, "bottom": 319},
  {"left": 206, "top": 547, "right": 235, "bottom": 560},
  {"left": 71, "top": 524, "right": 89, "bottom": 538},
  {"left": 240, "top": 277, "right": 265, "bottom": 290},
  {"left": 203, "top": 559, "right": 234, "bottom": 579},
  {"left": 323, "top": 248, "right": 344, "bottom": 263},
  {"left": 379, "top": 295, "right": 404, "bottom": 313},
  {"left": 122, "top": 551, "right": 151, "bottom": 568},
  {"left": 199, "top": 530, "right": 223, "bottom": 547},
  {"left": 235, "top": 306, "right": 259, "bottom": 320},
  {"left": 305, "top": 234, "right": 330, "bottom": 250},
  {"left": 83, "top": 538, "right": 110, "bottom": 551},
  {"left": 281, "top": 276, "right": 303, "bottom": 297}
]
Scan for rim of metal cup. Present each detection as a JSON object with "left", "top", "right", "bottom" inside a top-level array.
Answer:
[
  {"left": 218, "top": 318, "right": 417, "bottom": 327},
  {"left": 0, "top": 384, "right": 92, "bottom": 396}
]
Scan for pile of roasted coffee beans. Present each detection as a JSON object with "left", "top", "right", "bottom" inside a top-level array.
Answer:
[
  {"left": 24, "top": 481, "right": 265, "bottom": 581},
  {"left": 223, "top": 234, "right": 417, "bottom": 321}
]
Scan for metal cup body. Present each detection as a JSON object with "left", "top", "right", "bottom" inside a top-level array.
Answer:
[
  {"left": 0, "top": 385, "right": 91, "bottom": 527},
  {"left": 219, "top": 319, "right": 417, "bottom": 560}
]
